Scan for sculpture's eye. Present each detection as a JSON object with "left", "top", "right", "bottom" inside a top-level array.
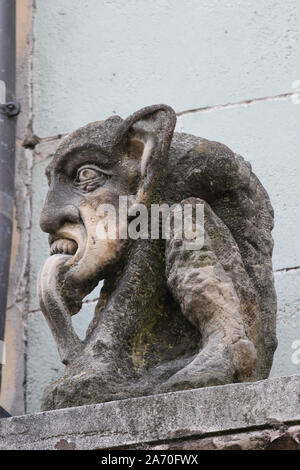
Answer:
[
  {"left": 78, "top": 167, "right": 98, "bottom": 182},
  {"left": 74, "top": 165, "right": 108, "bottom": 191}
]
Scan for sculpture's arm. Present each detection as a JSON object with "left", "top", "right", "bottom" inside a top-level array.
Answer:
[
  {"left": 164, "top": 197, "right": 258, "bottom": 386},
  {"left": 37, "top": 254, "right": 83, "bottom": 365}
]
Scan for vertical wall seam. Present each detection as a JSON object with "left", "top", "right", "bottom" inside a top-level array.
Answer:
[{"left": 22, "top": 0, "right": 36, "bottom": 415}]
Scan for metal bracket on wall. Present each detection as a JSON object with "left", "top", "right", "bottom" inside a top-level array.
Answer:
[
  {"left": 0, "top": 101, "right": 21, "bottom": 117},
  {"left": 0, "top": 79, "right": 21, "bottom": 117}
]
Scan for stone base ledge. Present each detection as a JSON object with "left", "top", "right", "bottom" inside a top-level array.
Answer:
[
  {"left": 139, "top": 424, "right": 300, "bottom": 450},
  {"left": 0, "top": 375, "right": 300, "bottom": 450}
]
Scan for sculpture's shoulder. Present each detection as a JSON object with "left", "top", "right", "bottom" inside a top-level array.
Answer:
[
  {"left": 167, "top": 131, "right": 253, "bottom": 197},
  {"left": 167, "top": 131, "right": 276, "bottom": 361}
]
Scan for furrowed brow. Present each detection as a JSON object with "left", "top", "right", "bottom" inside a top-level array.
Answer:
[{"left": 54, "top": 145, "right": 114, "bottom": 177}]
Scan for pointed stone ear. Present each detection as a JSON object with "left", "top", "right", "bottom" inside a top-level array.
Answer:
[{"left": 115, "top": 105, "right": 176, "bottom": 203}]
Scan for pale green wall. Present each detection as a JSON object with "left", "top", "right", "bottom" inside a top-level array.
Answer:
[{"left": 26, "top": 0, "right": 300, "bottom": 412}]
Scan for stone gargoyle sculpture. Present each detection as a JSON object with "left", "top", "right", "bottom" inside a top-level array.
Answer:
[{"left": 38, "top": 104, "right": 277, "bottom": 410}]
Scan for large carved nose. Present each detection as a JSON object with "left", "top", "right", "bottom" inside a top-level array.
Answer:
[{"left": 40, "top": 202, "right": 80, "bottom": 234}]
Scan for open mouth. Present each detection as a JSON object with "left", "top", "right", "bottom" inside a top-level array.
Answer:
[{"left": 50, "top": 237, "right": 78, "bottom": 256}]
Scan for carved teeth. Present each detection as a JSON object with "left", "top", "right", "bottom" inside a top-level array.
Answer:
[{"left": 50, "top": 238, "right": 78, "bottom": 256}]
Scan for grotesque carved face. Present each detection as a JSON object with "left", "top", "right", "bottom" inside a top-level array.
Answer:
[{"left": 40, "top": 106, "right": 176, "bottom": 314}]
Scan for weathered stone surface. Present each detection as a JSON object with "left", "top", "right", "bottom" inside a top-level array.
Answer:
[
  {"left": 37, "top": 104, "right": 276, "bottom": 410},
  {"left": 0, "top": 375, "right": 299, "bottom": 450},
  {"left": 29, "top": 146, "right": 102, "bottom": 311},
  {"left": 143, "top": 425, "right": 300, "bottom": 450}
]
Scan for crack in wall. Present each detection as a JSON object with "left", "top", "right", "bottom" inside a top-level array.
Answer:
[
  {"left": 22, "top": 90, "right": 300, "bottom": 148},
  {"left": 177, "top": 91, "right": 300, "bottom": 117},
  {"left": 274, "top": 266, "right": 300, "bottom": 274}
]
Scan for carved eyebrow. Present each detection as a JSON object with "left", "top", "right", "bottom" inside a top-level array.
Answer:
[
  {"left": 54, "top": 145, "right": 115, "bottom": 177},
  {"left": 76, "top": 164, "right": 114, "bottom": 176}
]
